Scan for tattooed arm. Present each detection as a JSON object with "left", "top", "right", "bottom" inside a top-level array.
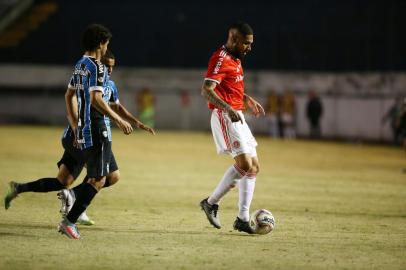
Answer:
[{"left": 201, "top": 79, "right": 242, "bottom": 123}]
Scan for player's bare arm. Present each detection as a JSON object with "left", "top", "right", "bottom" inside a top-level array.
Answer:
[
  {"left": 90, "top": 91, "right": 133, "bottom": 135},
  {"left": 65, "top": 88, "right": 78, "bottom": 131},
  {"left": 201, "top": 80, "right": 243, "bottom": 124},
  {"left": 244, "top": 94, "right": 265, "bottom": 117},
  {"left": 110, "top": 103, "right": 155, "bottom": 135},
  {"left": 65, "top": 88, "right": 82, "bottom": 148}
]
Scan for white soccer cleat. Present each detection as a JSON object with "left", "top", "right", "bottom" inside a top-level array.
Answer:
[
  {"left": 57, "top": 189, "right": 75, "bottom": 218},
  {"left": 58, "top": 218, "right": 81, "bottom": 240},
  {"left": 77, "top": 211, "right": 95, "bottom": 226}
]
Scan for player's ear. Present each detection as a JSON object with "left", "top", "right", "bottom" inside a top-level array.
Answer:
[{"left": 229, "top": 29, "right": 238, "bottom": 46}]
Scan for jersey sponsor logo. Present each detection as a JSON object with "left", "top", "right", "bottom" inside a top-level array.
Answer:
[
  {"left": 73, "top": 69, "right": 88, "bottom": 76},
  {"left": 98, "top": 76, "right": 104, "bottom": 83},
  {"left": 235, "top": 75, "right": 244, "bottom": 82},
  {"left": 96, "top": 60, "right": 104, "bottom": 73}
]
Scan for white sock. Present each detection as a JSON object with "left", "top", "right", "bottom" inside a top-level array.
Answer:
[
  {"left": 208, "top": 165, "right": 245, "bottom": 205},
  {"left": 238, "top": 174, "right": 256, "bottom": 221}
]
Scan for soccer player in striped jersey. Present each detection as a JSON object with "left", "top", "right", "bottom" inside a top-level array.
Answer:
[
  {"left": 57, "top": 24, "right": 134, "bottom": 239},
  {"left": 3, "top": 25, "right": 127, "bottom": 230},
  {"left": 57, "top": 49, "right": 155, "bottom": 223},
  {"left": 199, "top": 22, "right": 265, "bottom": 234},
  {"left": 4, "top": 28, "right": 154, "bottom": 236}
]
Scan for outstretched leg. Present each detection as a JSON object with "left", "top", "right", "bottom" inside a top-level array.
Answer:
[{"left": 4, "top": 165, "right": 74, "bottom": 210}]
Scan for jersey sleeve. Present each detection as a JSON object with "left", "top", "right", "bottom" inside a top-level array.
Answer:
[
  {"left": 89, "top": 60, "right": 105, "bottom": 93},
  {"left": 67, "top": 75, "right": 75, "bottom": 90},
  {"left": 205, "top": 51, "right": 228, "bottom": 84},
  {"left": 109, "top": 80, "right": 120, "bottom": 104}
]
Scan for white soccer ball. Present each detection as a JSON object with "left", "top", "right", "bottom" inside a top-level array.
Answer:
[{"left": 249, "top": 209, "right": 275, "bottom": 235}]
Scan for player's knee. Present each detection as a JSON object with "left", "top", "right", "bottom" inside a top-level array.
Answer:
[
  {"left": 56, "top": 175, "right": 74, "bottom": 187},
  {"left": 251, "top": 163, "right": 260, "bottom": 174},
  {"left": 238, "top": 160, "right": 252, "bottom": 173},
  {"left": 56, "top": 165, "right": 75, "bottom": 187},
  {"left": 107, "top": 170, "right": 120, "bottom": 187},
  {"left": 88, "top": 177, "right": 106, "bottom": 191}
]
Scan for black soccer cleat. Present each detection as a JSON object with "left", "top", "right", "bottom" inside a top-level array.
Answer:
[
  {"left": 199, "top": 198, "right": 221, "bottom": 229},
  {"left": 233, "top": 217, "right": 254, "bottom": 234}
]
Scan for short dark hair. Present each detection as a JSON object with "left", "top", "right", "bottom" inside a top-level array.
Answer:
[
  {"left": 81, "top": 24, "right": 112, "bottom": 51},
  {"left": 104, "top": 49, "right": 115, "bottom": 60},
  {"left": 229, "top": 21, "right": 253, "bottom": 35}
]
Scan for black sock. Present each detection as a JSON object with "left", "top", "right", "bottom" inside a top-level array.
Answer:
[
  {"left": 71, "top": 176, "right": 89, "bottom": 197},
  {"left": 72, "top": 183, "right": 84, "bottom": 197},
  {"left": 17, "top": 178, "right": 64, "bottom": 193},
  {"left": 72, "top": 177, "right": 109, "bottom": 197},
  {"left": 66, "top": 183, "right": 98, "bottom": 223}
]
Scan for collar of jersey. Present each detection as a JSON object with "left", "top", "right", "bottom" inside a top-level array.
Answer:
[
  {"left": 83, "top": 55, "right": 96, "bottom": 59},
  {"left": 222, "top": 45, "right": 240, "bottom": 61}
]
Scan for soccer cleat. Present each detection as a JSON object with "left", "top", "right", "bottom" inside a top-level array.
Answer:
[
  {"left": 58, "top": 218, "right": 81, "bottom": 239},
  {"left": 233, "top": 217, "right": 254, "bottom": 234},
  {"left": 77, "top": 212, "right": 95, "bottom": 226},
  {"left": 4, "top": 181, "right": 19, "bottom": 210},
  {"left": 199, "top": 198, "right": 221, "bottom": 229},
  {"left": 57, "top": 189, "right": 75, "bottom": 217}
]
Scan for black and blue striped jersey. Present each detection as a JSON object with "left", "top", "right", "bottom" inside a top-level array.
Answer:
[
  {"left": 68, "top": 55, "right": 108, "bottom": 149},
  {"left": 102, "top": 77, "right": 120, "bottom": 141}
]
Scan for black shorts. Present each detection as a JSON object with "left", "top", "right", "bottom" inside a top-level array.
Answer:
[
  {"left": 57, "top": 132, "right": 85, "bottom": 179},
  {"left": 83, "top": 126, "right": 118, "bottom": 178}
]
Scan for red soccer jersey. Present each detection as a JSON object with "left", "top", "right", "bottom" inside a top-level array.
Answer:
[{"left": 205, "top": 46, "right": 245, "bottom": 110}]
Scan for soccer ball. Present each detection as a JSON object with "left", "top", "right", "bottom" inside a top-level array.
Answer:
[{"left": 249, "top": 209, "right": 275, "bottom": 235}]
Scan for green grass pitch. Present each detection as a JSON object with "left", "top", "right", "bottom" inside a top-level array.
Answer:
[{"left": 0, "top": 126, "right": 405, "bottom": 270}]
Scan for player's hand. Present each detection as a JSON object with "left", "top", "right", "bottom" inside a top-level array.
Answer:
[
  {"left": 246, "top": 95, "right": 265, "bottom": 117},
  {"left": 139, "top": 123, "right": 156, "bottom": 135},
  {"left": 71, "top": 129, "right": 81, "bottom": 149},
  {"left": 228, "top": 108, "right": 243, "bottom": 124},
  {"left": 117, "top": 119, "right": 133, "bottom": 135},
  {"left": 73, "top": 139, "right": 81, "bottom": 149}
]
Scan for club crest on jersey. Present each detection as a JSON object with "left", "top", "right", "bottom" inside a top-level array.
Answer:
[
  {"left": 98, "top": 77, "right": 104, "bottom": 83},
  {"left": 104, "top": 86, "right": 111, "bottom": 99},
  {"left": 233, "top": 141, "right": 241, "bottom": 148}
]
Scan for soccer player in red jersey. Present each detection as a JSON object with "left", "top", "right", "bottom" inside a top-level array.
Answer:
[{"left": 200, "top": 22, "right": 265, "bottom": 234}]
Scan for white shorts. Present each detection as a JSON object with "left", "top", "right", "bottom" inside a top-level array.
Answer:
[{"left": 210, "top": 108, "right": 258, "bottom": 158}]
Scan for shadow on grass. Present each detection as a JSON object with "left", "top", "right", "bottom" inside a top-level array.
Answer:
[
  {"left": 0, "top": 222, "right": 55, "bottom": 230},
  {"left": 0, "top": 222, "right": 55, "bottom": 238},
  {"left": 79, "top": 226, "right": 257, "bottom": 237},
  {"left": 279, "top": 209, "right": 406, "bottom": 218},
  {"left": 0, "top": 231, "right": 41, "bottom": 237},
  {"left": 0, "top": 222, "right": 257, "bottom": 238}
]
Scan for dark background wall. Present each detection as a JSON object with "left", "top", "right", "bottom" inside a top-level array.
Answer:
[{"left": 1, "top": 0, "right": 405, "bottom": 71}]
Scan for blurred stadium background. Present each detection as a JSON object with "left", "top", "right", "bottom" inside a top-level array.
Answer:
[{"left": 0, "top": 0, "right": 405, "bottom": 141}]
